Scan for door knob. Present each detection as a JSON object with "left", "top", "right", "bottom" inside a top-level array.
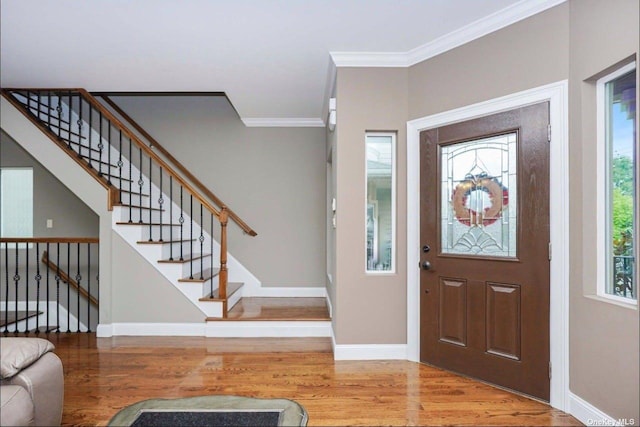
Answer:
[{"left": 421, "top": 261, "right": 432, "bottom": 270}]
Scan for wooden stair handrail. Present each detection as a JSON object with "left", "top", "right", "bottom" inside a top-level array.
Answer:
[
  {"left": 99, "top": 95, "right": 257, "bottom": 237},
  {"left": 41, "top": 250, "right": 99, "bottom": 308},
  {"left": 75, "top": 89, "right": 225, "bottom": 220}
]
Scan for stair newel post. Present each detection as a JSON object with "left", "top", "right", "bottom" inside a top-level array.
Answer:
[{"left": 219, "top": 207, "right": 229, "bottom": 313}]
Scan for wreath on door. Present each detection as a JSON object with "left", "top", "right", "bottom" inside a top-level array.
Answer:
[{"left": 451, "top": 173, "right": 509, "bottom": 227}]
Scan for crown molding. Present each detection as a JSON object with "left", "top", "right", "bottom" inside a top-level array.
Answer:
[
  {"left": 330, "top": 0, "right": 566, "bottom": 68},
  {"left": 241, "top": 117, "right": 325, "bottom": 128}
]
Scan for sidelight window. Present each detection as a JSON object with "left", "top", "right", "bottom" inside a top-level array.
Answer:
[
  {"left": 597, "top": 62, "right": 637, "bottom": 302},
  {"left": 366, "top": 132, "right": 395, "bottom": 273}
]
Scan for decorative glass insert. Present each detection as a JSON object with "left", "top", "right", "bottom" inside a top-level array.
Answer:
[
  {"left": 366, "top": 132, "right": 395, "bottom": 272},
  {"left": 603, "top": 66, "right": 636, "bottom": 300},
  {"left": 441, "top": 133, "right": 517, "bottom": 257}
]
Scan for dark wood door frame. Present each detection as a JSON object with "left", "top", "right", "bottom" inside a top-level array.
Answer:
[{"left": 405, "top": 82, "right": 570, "bottom": 410}]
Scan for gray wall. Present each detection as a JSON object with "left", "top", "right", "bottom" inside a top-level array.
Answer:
[
  {"left": 568, "top": 0, "right": 639, "bottom": 421},
  {"left": 1, "top": 130, "right": 99, "bottom": 237},
  {"left": 108, "top": 96, "right": 326, "bottom": 288},
  {"left": 332, "top": 0, "right": 638, "bottom": 421}
]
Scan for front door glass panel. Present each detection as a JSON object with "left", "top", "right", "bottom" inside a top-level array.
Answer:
[{"left": 441, "top": 133, "right": 517, "bottom": 258}]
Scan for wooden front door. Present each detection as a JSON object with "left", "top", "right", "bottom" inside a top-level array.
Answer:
[{"left": 419, "top": 102, "right": 551, "bottom": 401}]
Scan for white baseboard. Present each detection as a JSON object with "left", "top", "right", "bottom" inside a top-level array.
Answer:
[
  {"left": 333, "top": 343, "right": 408, "bottom": 360},
  {"left": 242, "top": 286, "right": 327, "bottom": 298},
  {"left": 568, "top": 391, "right": 620, "bottom": 426},
  {"left": 205, "top": 320, "right": 332, "bottom": 337},
  {"left": 96, "top": 322, "right": 205, "bottom": 337}
]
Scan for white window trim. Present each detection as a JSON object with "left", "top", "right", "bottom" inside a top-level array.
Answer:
[
  {"left": 595, "top": 61, "right": 637, "bottom": 306},
  {"left": 365, "top": 131, "right": 396, "bottom": 274}
]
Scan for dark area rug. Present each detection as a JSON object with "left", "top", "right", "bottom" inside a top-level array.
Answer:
[
  {"left": 108, "top": 395, "right": 307, "bottom": 427},
  {"left": 131, "top": 410, "right": 281, "bottom": 427}
]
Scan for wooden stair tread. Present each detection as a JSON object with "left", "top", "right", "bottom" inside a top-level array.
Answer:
[
  {"left": 198, "top": 282, "right": 243, "bottom": 302},
  {"left": 157, "top": 253, "right": 212, "bottom": 263},
  {"left": 207, "top": 297, "right": 330, "bottom": 321},
  {"left": 114, "top": 203, "right": 164, "bottom": 211},
  {"left": 179, "top": 268, "right": 221, "bottom": 283},
  {"left": 116, "top": 222, "right": 180, "bottom": 227},
  {"left": 137, "top": 239, "right": 196, "bottom": 244}
]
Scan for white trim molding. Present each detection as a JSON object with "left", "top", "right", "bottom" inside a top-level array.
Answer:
[
  {"left": 241, "top": 118, "right": 325, "bottom": 128},
  {"left": 568, "top": 392, "right": 620, "bottom": 426},
  {"left": 330, "top": 0, "right": 566, "bottom": 68},
  {"left": 406, "top": 80, "right": 570, "bottom": 411}
]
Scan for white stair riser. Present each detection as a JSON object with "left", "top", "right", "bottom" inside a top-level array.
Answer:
[
  {"left": 119, "top": 192, "right": 150, "bottom": 206},
  {"left": 119, "top": 208, "right": 167, "bottom": 224},
  {"left": 140, "top": 225, "right": 182, "bottom": 241}
]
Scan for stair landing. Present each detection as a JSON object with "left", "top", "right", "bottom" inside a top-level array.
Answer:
[{"left": 206, "top": 297, "right": 330, "bottom": 322}]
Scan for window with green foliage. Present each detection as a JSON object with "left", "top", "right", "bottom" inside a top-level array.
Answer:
[
  {"left": 0, "top": 167, "right": 34, "bottom": 242},
  {"left": 597, "top": 62, "right": 636, "bottom": 302}
]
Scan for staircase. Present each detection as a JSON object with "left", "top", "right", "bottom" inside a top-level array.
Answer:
[{"left": 2, "top": 89, "right": 257, "bottom": 320}]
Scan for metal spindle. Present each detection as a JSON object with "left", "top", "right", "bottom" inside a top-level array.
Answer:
[
  {"left": 138, "top": 147, "right": 143, "bottom": 223},
  {"left": 67, "top": 243, "right": 71, "bottom": 333},
  {"left": 14, "top": 242, "right": 19, "bottom": 333},
  {"left": 25, "top": 243, "right": 29, "bottom": 333},
  {"left": 87, "top": 243, "right": 91, "bottom": 332},
  {"left": 159, "top": 168, "right": 164, "bottom": 242},
  {"left": 200, "top": 204, "right": 204, "bottom": 280},
  {"left": 169, "top": 176, "right": 173, "bottom": 259},
  {"left": 118, "top": 131, "right": 123, "bottom": 203},
  {"left": 179, "top": 187, "right": 184, "bottom": 261},
  {"left": 85, "top": 104, "right": 91, "bottom": 167},
  {"left": 46, "top": 243, "right": 50, "bottom": 332},
  {"left": 76, "top": 243, "right": 81, "bottom": 333},
  {"left": 67, "top": 91, "right": 73, "bottom": 147},
  {"left": 148, "top": 157, "right": 153, "bottom": 241},
  {"left": 35, "top": 243, "right": 41, "bottom": 333},
  {"left": 107, "top": 120, "right": 112, "bottom": 184},
  {"left": 128, "top": 137, "right": 133, "bottom": 222},
  {"left": 55, "top": 244, "right": 60, "bottom": 333},
  {"left": 98, "top": 111, "right": 104, "bottom": 177},
  {"left": 4, "top": 242, "right": 9, "bottom": 333},
  {"left": 190, "top": 195, "right": 194, "bottom": 279},
  {"left": 210, "top": 214, "right": 214, "bottom": 297},
  {"left": 77, "top": 95, "right": 83, "bottom": 156}
]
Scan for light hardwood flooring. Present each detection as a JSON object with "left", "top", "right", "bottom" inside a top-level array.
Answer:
[{"left": 40, "top": 333, "right": 581, "bottom": 426}]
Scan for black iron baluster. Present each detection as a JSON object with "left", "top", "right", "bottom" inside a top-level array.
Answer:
[
  {"left": 25, "top": 242, "right": 29, "bottom": 333},
  {"left": 148, "top": 157, "right": 153, "bottom": 241},
  {"left": 67, "top": 91, "right": 73, "bottom": 148},
  {"left": 199, "top": 204, "right": 204, "bottom": 280},
  {"left": 179, "top": 187, "right": 184, "bottom": 261},
  {"left": 210, "top": 214, "right": 214, "bottom": 297},
  {"left": 108, "top": 121, "right": 112, "bottom": 184},
  {"left": 46, "top": 91, "right": 52, "bottom": 129},
  {"left": 159, "top": 168, "right": 164, "bottom": 242},
  {"left": 67, "top": 243, "right": 71, "bottom": 333},
  {"left": 138, "top": 147, "right": 143, "bottom": 223},
  {"left": 14, "top": 242, "right": 19, "bottom": 333},
  {"left": 76, "top": 243, "right": 81, "bottom": 333},
  {"left": 77, "top": 95, "right": 83, "bottom": 158},
  {"left": 87, "top": 243, "right": 91, "bottom": 333},
  {"left": 189, "top": 195, "right": 194, "bottom": 279},
  {"left": 55, "top": 244, "right": 60, "bottom": 333},
  {"left": 35, "top": 243, "right": 41, "bottom": 333},
  {"left": 46, "top": 243, "right": 50, "bottom": 333},
  {"left": 169, "top": 176, "right": 173, "bottom": 259},
  {"left": 128, "top": 137, "right": 133, "bottom": 222},
  {"left": 118, "top": 130, "right": 123, "bottom": 204},
  {"left": 98, "top": 111, "right": 104, "bottom": 178},
  {"left": 4, "top": 242, "right": 9, "bottom": 333},
  {"left": 85, "top": 104, "right": 91, "bottom": 168}
]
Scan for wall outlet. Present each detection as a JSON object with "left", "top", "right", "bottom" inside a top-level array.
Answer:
[{"left": 46, "top": 219, "right": 53, "bottom": 228}]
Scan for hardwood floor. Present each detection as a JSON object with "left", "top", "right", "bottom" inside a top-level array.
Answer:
[{"left": 41, "top": 333, "right": 581, "bottom": 426}]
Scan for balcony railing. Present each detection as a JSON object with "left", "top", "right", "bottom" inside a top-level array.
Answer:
[{"left": 613, "top": 255, "right": 636, "bottom": 299}]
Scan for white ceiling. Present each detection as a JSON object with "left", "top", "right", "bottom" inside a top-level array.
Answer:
[{"left": 0, "top": 0, "right": 561, "bottom": 125}]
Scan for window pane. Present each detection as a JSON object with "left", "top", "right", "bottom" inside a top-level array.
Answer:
[
  {"left": 366, "top": 133, "right": 394, "bottom": 272},
  {"left": 0, "top": 168, "right": 33, "bottom": 237},
  {"left": 441, "top": 133, "right": 517, "bottom": 258},
  {"left": 606, "top": 69, "right": 636, "bottom": 300}
]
